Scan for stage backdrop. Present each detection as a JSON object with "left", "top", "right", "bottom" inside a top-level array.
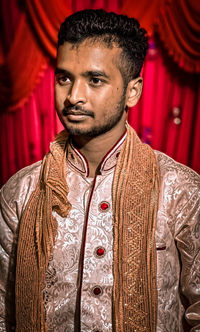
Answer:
[{"left": 0, "top": 0, "right": 200, "bottom": 186}]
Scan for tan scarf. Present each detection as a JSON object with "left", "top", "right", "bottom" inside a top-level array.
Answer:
[
  {"left": 112, "top": 125, "right": 159, "bottom": 331},
  {"left": 15, "top": 124, "right": 159, "bottom": 331}
]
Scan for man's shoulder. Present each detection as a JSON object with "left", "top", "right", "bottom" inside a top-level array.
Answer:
[
  {"left": 154, "top": 150, "right": 200, "bottom": 192},
  {"left": 0, "top": 160, "right": 42, "bottom": 216}
]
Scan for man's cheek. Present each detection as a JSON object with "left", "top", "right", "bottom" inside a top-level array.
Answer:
[{"left": 55, "top": 94, "right": 64, "bottom": 112}]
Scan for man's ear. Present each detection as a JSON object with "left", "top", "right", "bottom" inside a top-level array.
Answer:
[{"left": 126, "top": 77, "right": 143, "bottom": 108}]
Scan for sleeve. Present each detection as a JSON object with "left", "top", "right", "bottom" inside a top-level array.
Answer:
[
  {"left": 175, "top": 187, "right": 200, "bottom": 331},
  {"left": 0, "top": 161, "right": 41, "bottom": 331},
  {"left": 0, "top": 187, "right": 18, "bottom": 331}
]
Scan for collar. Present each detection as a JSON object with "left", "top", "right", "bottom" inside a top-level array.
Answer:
[{"left": 66, "top": 131, "right": 127, "bottom": 177}]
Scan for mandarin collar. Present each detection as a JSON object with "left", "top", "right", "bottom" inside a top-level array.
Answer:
[{"left": 66, "top": 131, "right": 127, "bottom": 177}]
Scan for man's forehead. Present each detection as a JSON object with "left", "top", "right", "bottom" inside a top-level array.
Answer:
[
  {"left": 59, "top": 36, "right": 120, "bottom": 50},
  {"left": 57, "top": 39, "right": 122, "bottom": 59},
  {"left": 57, "top": 40, "right": 123, "bottom": 72}
]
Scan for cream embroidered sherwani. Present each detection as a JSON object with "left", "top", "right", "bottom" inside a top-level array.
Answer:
[{"left": 0, "top": 134, "right": 200, "bottom": 331}]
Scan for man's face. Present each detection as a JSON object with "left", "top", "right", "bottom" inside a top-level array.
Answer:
[{"left": 55, "top": 40, "right": 128, "bottom": 138}]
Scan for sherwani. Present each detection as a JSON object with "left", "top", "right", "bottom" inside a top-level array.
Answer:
[{"left": 0, "top": 134, "right": 200, "bottom": 331}]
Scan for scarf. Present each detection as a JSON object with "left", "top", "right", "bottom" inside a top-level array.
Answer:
[
  {"left": 15, "top": 124, "right": 159, "bottom": 331},
  {"left": 112, "top": 125, "right": 159, "bottom": 331}
]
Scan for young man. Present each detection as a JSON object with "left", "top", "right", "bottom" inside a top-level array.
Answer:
[{"left": 0, "top": 9, "right": 199, "bottom": 332}]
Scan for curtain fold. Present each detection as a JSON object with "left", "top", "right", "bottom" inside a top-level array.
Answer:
[
  {"left": 128, "top": 37, "right": 200, "bottom": 171},
  {"left": 121, "top": 0, "right": 161, "bottom": 34},
  {"left": 25, "top": 0, "right": 72, "bottom": 58},
  {"left": 0, "top": 0, "right": 71, "bottom": 111},
  {"left": 0, "top": 65, "right": 63, "bottom": 185},
  {"left": 155, "top": 0, "right": 200, "bottom": 73},
  {"left": 0, "top": 13, "right": 48, "bottom": 110},
  {"left": 121, "top": 0, "right": 200, "bottom": 73}
]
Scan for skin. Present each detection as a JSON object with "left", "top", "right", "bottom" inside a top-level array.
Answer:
[{"left": 55, "top": 40, "right": 143, "bottom": 177}]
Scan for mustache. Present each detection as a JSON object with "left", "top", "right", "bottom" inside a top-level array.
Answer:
[{"left": 62, "top": 105, "right": 94, "bottom": 118}]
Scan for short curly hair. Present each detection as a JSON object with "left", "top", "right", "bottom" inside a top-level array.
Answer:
[{"left": 58, "top": 9, "right": 148, "bottom": 84}]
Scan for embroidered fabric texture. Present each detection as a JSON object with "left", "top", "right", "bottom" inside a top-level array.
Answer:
[
  {"left": 112, "top": 125, "right": 159, "bottom": 332},
  {"left": 0, "top": 133, "right": 200, "bottom": 331}
]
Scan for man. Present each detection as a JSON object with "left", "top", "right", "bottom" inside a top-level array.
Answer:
[{"left": 0, "top": 9, "right": 199, "bottom": 332}]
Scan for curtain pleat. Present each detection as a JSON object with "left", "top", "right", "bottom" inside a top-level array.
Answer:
[
  {"left": 128, "top": 37, "right": 200, "bottom": 173},
  {"left": 0, "top": 13, "right": 48, "bottom": 110},
  {"left": 121, "top": 0, "right": 161, "bottom": 34},
  {"left": 25, "top": 0, "right": 72, "bottom": 58},
  {"left": 155, "top": 0, "right": 200, "bottom": 73}
]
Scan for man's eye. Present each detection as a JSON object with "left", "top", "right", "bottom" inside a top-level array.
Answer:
[
  {"left": 90, "top": 77, "right": 103, "bottom": 85},
  {"left": 57, "top": 76, "right": 70, "bottom": 85}
]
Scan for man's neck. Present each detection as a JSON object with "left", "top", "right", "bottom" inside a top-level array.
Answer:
[{"left": 72, "top": 123, "right": 126, "bottom": 177}]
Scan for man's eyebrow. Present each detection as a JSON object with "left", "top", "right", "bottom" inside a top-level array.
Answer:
[
  {"left": 84, "top": 70, "right": 109, "bottom": 79},
  {"left": 55, "top": 68, "right": 70, "bottom": 75},
  {"left": 55, "top": 68, "right": 110, "bottom": 79}
]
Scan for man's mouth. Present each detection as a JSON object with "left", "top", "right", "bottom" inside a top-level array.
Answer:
[
  {"left": 62, "top": 107, "right": 94, "bottom": 118},
  {"left": 64, "top": 111, "right": 89, "bottom": 116},
  {"left": 62, "top": 110, "right": 93, "bottom": 122}
]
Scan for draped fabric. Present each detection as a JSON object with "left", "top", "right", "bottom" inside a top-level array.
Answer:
[
  {"left": 121, "top": 0, "right": 160, "bottom": 34},
  {"left": 155, "top": 0, "right": 200, "bottom": 73},
  {"left": 0, "top": 0, "right": 71, "bottom": 110},
  {"left": 121, "top": 0, "right": 200, "bottom": 73},
  {"left": 0, "top": 0, "right": 200, "bottom": 186},
  {"left": 128, "top": 37, "right": 200, "bottom": 174},
  {"left": 0, "top": 66, "right": 63, "bottom": 184}
]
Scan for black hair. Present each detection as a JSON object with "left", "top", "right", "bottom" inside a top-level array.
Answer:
[{"left": 58, "top": 9, "right": 148, "bottom": 84}]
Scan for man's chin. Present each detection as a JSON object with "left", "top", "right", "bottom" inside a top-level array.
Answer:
[
  {"left": 64, "top": 124, "right": 111, "bottom": 138},
  {"left": 64, "top": 124, "right": 94, "bottom": 137}
]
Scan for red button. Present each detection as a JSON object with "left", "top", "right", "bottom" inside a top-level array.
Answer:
[
  {"left": 93, "top": 286, "right": 102, "bottom": 296},
  {"left": 96, "top": 247, "right": 104, "bottom": 256},
  {"left": 100, "top": 202, "right": 109, "bottom": 211}
]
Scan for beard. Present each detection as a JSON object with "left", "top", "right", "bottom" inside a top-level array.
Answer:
[{"left": 61, "top": 91, "right": 127, "bottom": 138}]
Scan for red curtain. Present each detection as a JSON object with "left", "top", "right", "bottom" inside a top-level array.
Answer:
[
  {"left": 155, "top": 0, "right": 200, "bottom": 73},
  {"left": 0, "top": 0, "right": 71, "bottom": 110},
  {"left": 0, "top": 0, "right": 200, "bottom": 186},
  {"left": 128, "top": 37, "right": 200, "bottom": 171},
  {"left": 121, "top": 0, "right": 160, "bottom": 34},
  {"left": 121, "top": 0, "right": 200, "bottom": 73}
]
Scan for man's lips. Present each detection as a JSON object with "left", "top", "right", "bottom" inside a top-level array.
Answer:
[
  {"left": 62, "top": 107, "right": 94, "bottom": 118},
  {"left": 62, "top": 110, "right": 93, "bottom": 121},
  {"left": 64, "top": 111, "right": 89, "bottom": 116}
]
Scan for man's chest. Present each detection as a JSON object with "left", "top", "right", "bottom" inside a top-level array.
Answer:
[{"left": 44, "top": 169, "right": 114, "bottom": 331}]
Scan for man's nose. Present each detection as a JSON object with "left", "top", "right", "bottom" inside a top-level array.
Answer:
[{"left": 67, "top": 80, "right": 87, "bottom": 105}]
